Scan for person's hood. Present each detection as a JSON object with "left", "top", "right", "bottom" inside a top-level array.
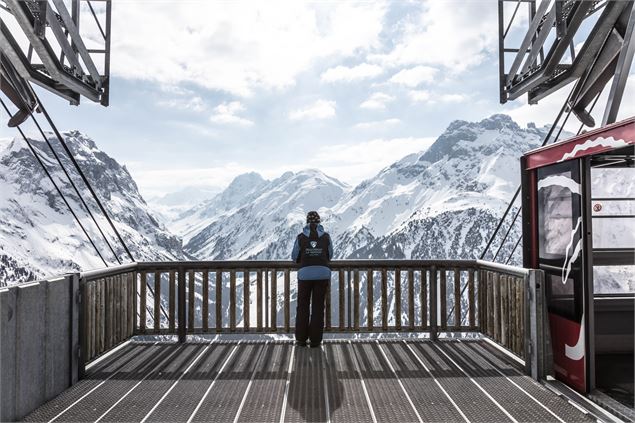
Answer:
[{"left": 303, "top": 224, "right": 326, "bottom": 237}]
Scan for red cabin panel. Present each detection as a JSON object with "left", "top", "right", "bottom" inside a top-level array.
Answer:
[{"left": 525, "top": 118, "right": 635, "bottom": 170}]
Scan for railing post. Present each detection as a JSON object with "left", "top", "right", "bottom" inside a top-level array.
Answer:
[
  {"left": 177, "top": 266, "right": 186, "bottom": 343},
  {"left": 188, "top": 270, "right": 195, "bottom": 333},
  {"left": 430, "top": 266, "right": 438, "bottom": 341},
  {"left": 526, "top": 269, "right": 551, "bottom": 380},
  {"left": 75, "top": 273, "right": 85, "bottom": 380}
]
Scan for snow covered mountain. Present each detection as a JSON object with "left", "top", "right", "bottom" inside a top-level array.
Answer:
[
  {"left": 333, "top": 114, "right": 549, "bottom": 262},
  {"left": 0, "top": 131, "right": 184, "bottom": 285},
  {"left": 174, "top": 169, "right": 350, "bottom": 259},
  {"left": 175, "top": 115, "right": 547, "bottom": 264}
]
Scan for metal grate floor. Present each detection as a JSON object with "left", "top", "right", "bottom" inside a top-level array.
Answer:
[{"left": 24, "top": 339, "right": 595, "bottom": 422}]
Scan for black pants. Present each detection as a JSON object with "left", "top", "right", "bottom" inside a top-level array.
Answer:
[{"left": 295, "top": 279, "right": 329, "bottom": 344}]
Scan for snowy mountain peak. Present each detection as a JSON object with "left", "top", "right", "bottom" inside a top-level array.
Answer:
[
  {"left": 0, "top": 130, "right": 184, "bottom": 283},
  {"left": 419, "top": 113, "right": 540, "bottom": 165},
  {"left": 226, "top": 171, "right": 266, "bottom": 192},
  {"left": 478, "top": 114, "right": 521, "bottom": 131}
]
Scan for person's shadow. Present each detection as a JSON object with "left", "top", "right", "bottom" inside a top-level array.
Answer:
[{"left": 287, "top": 345, "right": 343, "bottom": 422}]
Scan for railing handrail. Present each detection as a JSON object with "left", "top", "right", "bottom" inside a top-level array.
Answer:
[
  {"left": 136, "top": 259, "right": 479, "bottom": 271},
  {"left": 475, "top": 259, "right": 530, "bottom": 277},
  {"left": 29, "top": 258, "right": 531, "bottom": 285},
  {"left": 80, "top": 262, "right": 138, "bottom": 281}
]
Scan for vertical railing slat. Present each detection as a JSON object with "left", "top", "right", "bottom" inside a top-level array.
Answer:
[
  {"left": 468, "top": 269, "right": 475, "bottom": 329},
  {"left": 325, "top": 278, "right": 331, "bottom": 331},
  {"left": 216, "top": 270, "right": 222, "bottom": 332},
  {"left": 245, "top": 270, "right": 252, "bottom": 331},
  {"left": 256, "top": 270, "right": 262, "bottom": 331},
  {"left": 202, "top": 271, "right": 209, "bottom": 332},
  {"left": 454, "top": 268, "right": 461, "bottom": 330},
  {"left": 129, "top": 272, "right": 135, "bottom": 337},
  {"left": 139, "top": 272, "right": 146, "bottom": 333},
  {"left": 421, "top": 269, "right": 428, "bottom": 330},
  {"left": 408, "top": 269, "right": 414, "bottom": 331},
  {"left": 367, "top": 269, "right": 373, "bottom": 330},
  {"left": 177, "top": 267, "right": 186, "bottom": 342},
  {"left": 270, "top": 270, "right": 277, "bottom": 331},
  {"left": 486, "top": 271, "right": 495, "bottom": 339},
  {"left": 230, "top": 270, "right": 236, "bottom": 332},
  {"left": 493, "top": 272, "right": 501, "bottom": 342},
  {"left": 429, "top": 267, "right": 437, "bottom": 339},
  {"left": 121, "top": 274, "right": 126, "bottom": 341},
  {"left": 381, "top": 269, "right": 388, "bottom": 331},
  {"left": 338, "top": 269, "right": 345, "bottom": 331},
  {"left": 169, "top": 271, "right": 176, "bottom": 332},
  {"left": 154, "top": 271, "right": 161, "bottom": 332},
  {"left": 519, "top": 276, "right": 525, "bottom": 357},
  {"left": 439, "top": 269, "right": 447, "bottom": 331},
  {"left": 502, "top": 276, "right": 507, "bottom": 348},
  {"left": 283, "top": 270, "right": 289, "bottom": 332},
  {"left": 395, "top": 269, "right": 402, "bottom": 330},
  {"left": 108, "top": 277, "right": 114, "bottom": 349},
  {"left": 85, "top": 281, "right": 92, "bottom": 361},
  {"left": 188, "top": 270, "right": 195, "bottom": 332},
  {"left": 99, "top": 279, "right": 105, "bottom": 354},
  {"left": 353, "top": 270, "right": 360, "bottom": 331}
]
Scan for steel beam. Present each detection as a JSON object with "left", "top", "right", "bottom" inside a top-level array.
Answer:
[
  {"left": 602, "top": 3, "right": 635, "bottom": 125},
  {"left": 506, "top": 0, "right": 550, "bottom": 85}
]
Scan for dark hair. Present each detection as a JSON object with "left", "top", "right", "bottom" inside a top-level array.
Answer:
[{"left": 309, "top": 222, "right": 318, "bottom": 238}]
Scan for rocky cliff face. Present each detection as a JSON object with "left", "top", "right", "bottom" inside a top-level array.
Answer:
[{"left": 0, "top": 131, "right": 184, "bottom": 284}]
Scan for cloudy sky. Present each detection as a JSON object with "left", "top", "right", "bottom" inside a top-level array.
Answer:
[{"left": 1, "top": 1, "right": 633, "bottom": 199}]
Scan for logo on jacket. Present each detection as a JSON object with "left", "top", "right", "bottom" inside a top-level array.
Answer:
[{"left": 310, "top": 241, "right": 317, "bottom": 248}]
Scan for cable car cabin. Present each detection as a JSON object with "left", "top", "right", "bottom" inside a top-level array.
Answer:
[{"left": 521, "top": 117, "right": 634, "bottom": 407}]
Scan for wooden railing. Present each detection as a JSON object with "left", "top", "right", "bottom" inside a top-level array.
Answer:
[
  {"left": 79, "top": 264, "right": 136, "bottom": 365},
  {"left": 133, "top": 260, "right": 481, "bottom": 336},
  {"left": 77, "top": 260, "right": 542, "bottom": 374},
  {"left": 477, "top": 261, "right": 528, "bottom": 358}
]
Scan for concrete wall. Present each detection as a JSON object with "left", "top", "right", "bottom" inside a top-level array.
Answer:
[{"left": 0, "top": 274, "right": 79, "bottom": 422}]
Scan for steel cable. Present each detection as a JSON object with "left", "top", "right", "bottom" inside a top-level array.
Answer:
[{"left": 0, "top": 98, "right": 109, "bottom": 267}]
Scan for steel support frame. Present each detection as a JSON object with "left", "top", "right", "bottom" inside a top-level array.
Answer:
[
  {"left": 602, "top": 4, "right": 635, "bottom": 126},
  {"left": 0, "top": 0, "right": 111, "bottom": 106},
  {"left": 499, "top": 0, "right": 633, "bottom": 126}
]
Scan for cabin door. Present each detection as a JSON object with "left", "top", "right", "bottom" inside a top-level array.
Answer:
[{"left": 536, "top": 159, "right": 590, "bottom": 393}]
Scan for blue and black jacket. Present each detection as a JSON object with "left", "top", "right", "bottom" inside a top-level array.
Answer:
[{"left": 291, "top": 224, "right": 333, "bottom": 280}]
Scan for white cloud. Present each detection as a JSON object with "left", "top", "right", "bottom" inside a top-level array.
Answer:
[
  {"left": 321, "top": 63, "right": 383, "bottom": 83},
  {"left": 360, "top": 92, "right": 395, "bottom": 110},
  {"left": 408, "top": 90, "right": 431, "bottom": 103},
  {"left": 289, "top": 100, "right": 336, "bottom": 121},
  {"left": 408, "top": 90, "right": 467, "bottom": 105},
  {"left": 439, "top": 94, "right": 466, "bottom": 103},
  {"left": 307, "top": 137, "right": 436, "bottom": 185},
  {"left": 369, "top": 2, "right": 497, "bottom": 72},
  {"left": 354, "top": 118, "right": 401, "bottom": 130},
  {"left": 158, "top": 96, "right": 207, "bottom": 112},
  {"left": 104, "top": 2, "right": 387, "bottom": 96},
  {"left": 389, "top": 66, "right": 438, "bottom": 87},
  {"left": 127, "top": 162, "right": 253, "bottom": 198},
  {"left": 210, "top": 101, "right": 253, "bottom": 126}
]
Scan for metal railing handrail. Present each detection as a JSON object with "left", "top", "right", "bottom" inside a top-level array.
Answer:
[
  {"left": 136, "top": 259, "right": 480, "bottom": 271},
  {"left": 80, "top": 262, "right": 138, "bottom": 281}
]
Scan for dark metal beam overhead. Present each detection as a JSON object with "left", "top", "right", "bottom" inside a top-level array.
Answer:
[
  {"left": 0, "top": 0, "right": 111, "bottom": 116},
  {"left": 499, "top": 0, "right": 634, "bottom": 127}
]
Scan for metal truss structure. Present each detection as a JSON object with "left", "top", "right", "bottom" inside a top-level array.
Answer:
[
  {"left": 0, "top": 0, "right": 111, "bottom": 126},
  {"left": 499, "top": 0, "right": 635, "bottom": 127}
]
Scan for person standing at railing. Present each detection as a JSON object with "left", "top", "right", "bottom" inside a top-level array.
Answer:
[{"left": 291, "top": 211, "right": 333, "bottom": 348}]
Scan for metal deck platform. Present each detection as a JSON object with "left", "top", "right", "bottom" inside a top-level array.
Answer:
[{"left": 24, "top": 339, "right": 594, "bottom": 423}]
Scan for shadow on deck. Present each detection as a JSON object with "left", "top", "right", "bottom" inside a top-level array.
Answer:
[{"left": 24, "top": 339, "right": 592, "bottom": 423}]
